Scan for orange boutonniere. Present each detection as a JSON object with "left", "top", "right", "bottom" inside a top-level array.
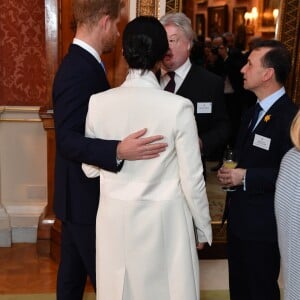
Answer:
[{"left": 264, "top": 114, "right": 271, "bottom": 122}]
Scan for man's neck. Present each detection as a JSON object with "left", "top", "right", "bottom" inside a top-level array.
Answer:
[
  {"left": 256, "top": 84, "right": 283, "bottom": 101},
  {"left": 75, "top": 26, "right": 102, "bottom": 56}
]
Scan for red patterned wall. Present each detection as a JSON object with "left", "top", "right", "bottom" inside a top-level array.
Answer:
[{"left": 0, "top": 0, "right": 47, "bottom": 106}]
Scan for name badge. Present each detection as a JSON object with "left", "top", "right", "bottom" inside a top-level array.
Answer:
[
  {"left": 197, "top": 102, "right": 212, "bottom": 114},
  {"left": 253, "top": 134, "right": 271, "bottom": 151}
]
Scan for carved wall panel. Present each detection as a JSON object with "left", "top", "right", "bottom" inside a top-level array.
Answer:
[
  {"left": 165, "top": 0, "right": 181, "bottom": 14},
  {"left": 276, "top": 0, "right": 300, "bottom": 105}
]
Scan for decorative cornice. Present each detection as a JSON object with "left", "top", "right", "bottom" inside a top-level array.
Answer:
[{"left": 0, "top": 106, "right": 42, "bottom": 122}]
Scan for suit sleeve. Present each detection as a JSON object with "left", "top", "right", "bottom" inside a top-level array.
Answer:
[
  {"left": 175, "top": 100, "right": 212, "bottom": 244},
  {"left": 53, "top": 63, "right": 120, "bottom": 172}
]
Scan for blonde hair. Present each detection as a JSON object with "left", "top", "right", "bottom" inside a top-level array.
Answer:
[{"left": 290, "top": 110, "right": 300, "bottom": 150}]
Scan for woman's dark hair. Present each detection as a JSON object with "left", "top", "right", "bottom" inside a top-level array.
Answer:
[
  {"left": 122, "top": 16, "right": 169, "bottom": 71},
  {"left": 253, "top": 39, "right": 291, "bottom": 85}
]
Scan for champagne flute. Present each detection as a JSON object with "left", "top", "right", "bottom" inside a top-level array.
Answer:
[{"left": 222, "top": 147, "right": 237, "bottom": 192}]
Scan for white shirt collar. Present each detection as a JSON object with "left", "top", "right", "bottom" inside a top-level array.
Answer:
[
  {"left": 258, "top": 87, "right": 286, "bottom": 113},
  {"left": 122, "top": 69, "right": 161, "bottom": 89},
  {"left": 174, "top": 58, "right": 192, "bottom": 80},
  {"left": 73, "top": 38, "right": 102, "bottom": 65}
]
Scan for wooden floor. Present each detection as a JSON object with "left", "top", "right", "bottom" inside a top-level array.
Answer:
[
  {"left": 0, "top": 243, "right": 93, "bottom": 294},
  {"left": 0, "top": 162, "right": 225, "bottom": 295}
]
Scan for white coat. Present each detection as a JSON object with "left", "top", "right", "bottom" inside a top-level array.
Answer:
[{"left": 82, "top": 69, "right": 212, "bottom": 300}]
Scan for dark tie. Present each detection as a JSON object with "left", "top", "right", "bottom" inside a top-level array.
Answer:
[
  {"left": 248, "top": 102, "right": 262, "bottom": 133},
  {"left": 164, "top": 71, "right": 176, "bottom": 93}
]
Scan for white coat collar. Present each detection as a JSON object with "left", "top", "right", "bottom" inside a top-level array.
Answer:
[{"left": 121, "top": 69, "right": 161, "bottom": 89}]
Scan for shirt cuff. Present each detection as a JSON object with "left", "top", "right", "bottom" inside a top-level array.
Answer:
[{"left": 242, "top": 171, "right": 247, "bottom": 191}]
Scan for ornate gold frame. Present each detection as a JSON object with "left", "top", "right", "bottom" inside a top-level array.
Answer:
[
  {"left": 135, "top": 0, "right": 182, "bottom": 17},
  {"left": 276, "top": 0, "right": 300, "bottom": 105},
  {"left": 136, "top": 0, "right": 161, "bottom": 17}
]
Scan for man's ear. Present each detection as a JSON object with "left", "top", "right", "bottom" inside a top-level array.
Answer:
[
  {"left": 99, "top": 14, "right": 110, "bottom": 31},
  {"left": 263, "top": 67, "right": 275, "bottom": 82}
]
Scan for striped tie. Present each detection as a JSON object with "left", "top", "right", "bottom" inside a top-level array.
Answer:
[{"left": 164, "top": 71, "right": 176, "bottom": 93}]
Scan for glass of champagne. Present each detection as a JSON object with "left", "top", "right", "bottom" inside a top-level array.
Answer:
[{"left": 222, "top": 147, "right": 237, "bottom": 192}]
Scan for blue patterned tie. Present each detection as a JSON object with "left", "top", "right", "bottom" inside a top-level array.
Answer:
[{"left": 164, "top": 71, "right": 176, "bottom": 93}]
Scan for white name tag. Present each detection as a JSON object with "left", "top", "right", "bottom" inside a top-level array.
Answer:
[
  {"left": 253, "top": 134, "right": 271, "bottom": 151},
  {"left": 197, "top": 102, "right": 212, "bottom": 114}
]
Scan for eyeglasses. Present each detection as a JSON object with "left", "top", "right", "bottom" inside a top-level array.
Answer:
[{"left": 168, "top": 35, "right": 180, "bottom": 47}]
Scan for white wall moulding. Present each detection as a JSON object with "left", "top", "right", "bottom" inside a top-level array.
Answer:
[
  {"left": 0, "top": 106, "right": 47, "bottom": 245},
  {"left": 5, "top": 203, "right": 47, "bottom": 243},
  {"left": 0, "top": 106, "right": 42, "bottom": 122},
  {"left": 0, "top": 207, "right": 11, "bottom": 247}
]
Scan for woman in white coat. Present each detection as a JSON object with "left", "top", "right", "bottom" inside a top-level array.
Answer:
[{"left": 82, "top": 16, "right": 212, "bottom": 300}]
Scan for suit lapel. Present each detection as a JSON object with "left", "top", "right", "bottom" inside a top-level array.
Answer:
[
  {"left": 237, "top": 106, "right": 254, "bottom": 148},
  {"left": 176, "top": 65, "right": 196, "bottom": 96},
  {"left": 237, "top": 94, "right": 288, "bottom": 151},
  {"left": 253, "top": 95, "right": 287, "bottom": 136}
]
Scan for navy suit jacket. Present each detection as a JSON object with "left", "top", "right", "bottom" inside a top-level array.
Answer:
[
  {"left": 176, "top": 64, "right": 230, "bottom": 158},
  {"left": 227, "top": 94, "right": 298, "bottom": 242},
  {"left": 52, "top": 44, "right": 120, "bottom": 224}
]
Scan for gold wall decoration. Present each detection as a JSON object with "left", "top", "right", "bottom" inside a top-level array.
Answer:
[
  {"left": 136, "top": 0, "right": 161, "bottom": 17},
  {"left": 135, "top": 0, "right": 181, "bottom": 17},
  {"left": 276, "top": 0, "right": 300, "bottom": 105},
  {"left": 165, "top": 0, "right": 181, "bottom": 14}
]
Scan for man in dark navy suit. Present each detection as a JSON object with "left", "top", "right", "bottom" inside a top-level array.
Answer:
[
  {"left": 159, "top": 13, "right": 230, "bottom": 176},
  {"left": 217, "top": 40, "right": 298, "bottom": 300},
  {"left": 52, "top": 1, "right": 167, "bottom": 299},
  {"left": 211, "top": 35, "right": 247, "bottom": 147}
]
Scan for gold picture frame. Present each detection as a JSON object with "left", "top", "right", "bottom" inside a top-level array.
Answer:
[{"left": 207, "top": 5, "right": 228, "bottom": 37}]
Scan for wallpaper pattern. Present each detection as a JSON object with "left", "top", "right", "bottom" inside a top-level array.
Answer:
[{"left": 0, "top": 0, "right": 47, "bottom": 106}]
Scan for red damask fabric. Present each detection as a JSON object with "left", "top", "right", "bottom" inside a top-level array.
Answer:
[{"left": 0, "top": 0, "right": 47, "bottom": 106}]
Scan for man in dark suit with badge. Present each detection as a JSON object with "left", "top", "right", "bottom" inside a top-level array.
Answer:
[
  {"left": 217, "top": 40, "right": 298, "bottom": 300},
  {"left": 159, "top": 12, "right": 230, "bottom": 174}
]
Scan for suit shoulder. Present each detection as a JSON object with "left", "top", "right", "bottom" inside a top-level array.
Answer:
[
  {"left": 159, "top": 90, "right": 193, "bottom": 107},
  {"left": 89, "top": 86, "right": 118, "bottom": 103},
  {"left": 140, "top": 87, "right": 194, "bottom": 110},
  {"left": 190, "top": 64, "right": 223, "bottom": 83},
  {"left": 279, "top": 96, "right": 298, "bottom": 114},
  {"left": 272, "top": 96, "right": 298, "bottom": 127}
]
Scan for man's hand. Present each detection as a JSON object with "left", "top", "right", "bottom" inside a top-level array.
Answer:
[
  {"left": 217, "top": 167, "right": 246, "bottom": 188},
  {"left": 198, "top": 137, "right": 203, "bottom": 151},
  {"left": 196, "top": 242, "right": 205, "bottom": 250},
  {"left": 117, "top": 128, "right": 168, "bottom": 160}
]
